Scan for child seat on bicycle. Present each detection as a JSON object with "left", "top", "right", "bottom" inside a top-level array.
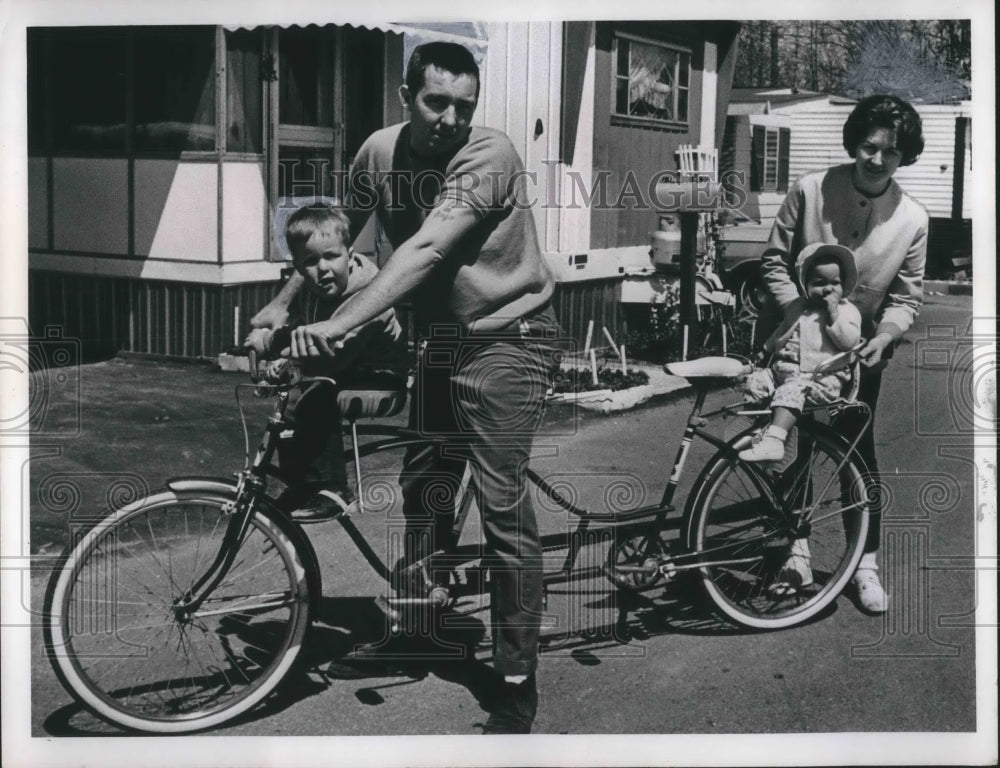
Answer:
[{"left": 246, "top": 204, "right": 409, "bottom": 522}]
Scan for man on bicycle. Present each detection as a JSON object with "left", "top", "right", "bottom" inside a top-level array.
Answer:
[{"left": 251, "top": 41, "right": 561, "bottom": 734}]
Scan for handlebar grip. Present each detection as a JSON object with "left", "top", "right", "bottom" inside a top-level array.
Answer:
[{"left": 248, "top": 349, "right": 258, "bottom": 382}]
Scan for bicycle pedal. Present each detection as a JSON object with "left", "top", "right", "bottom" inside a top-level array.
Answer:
[{"left": 375, "top": 595, "right": 403, "bottom": 633}]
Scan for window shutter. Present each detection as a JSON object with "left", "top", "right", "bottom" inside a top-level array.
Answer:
[
  {"left": 777, "top": 127, "right": 791, "bottom": 192},
  {"left": 750, "top": 125, "right": 764, "bottom": 192}
]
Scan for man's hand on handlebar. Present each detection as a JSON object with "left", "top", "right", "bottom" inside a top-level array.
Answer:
[
  {"left": 244, "top": 326, "right": 293, "bottom": 357},
  {"left": 289, "top": 319, "right": 347, "bottom": 359}
]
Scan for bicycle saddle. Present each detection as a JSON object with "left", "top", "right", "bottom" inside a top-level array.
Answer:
[
  {"left": 665, "top": 356, "right": 750, "bottom": 378},
  {"left": 337, "top": 387, "right": 408, "bottom": 420}
]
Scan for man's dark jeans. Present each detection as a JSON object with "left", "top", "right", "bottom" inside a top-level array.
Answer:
[{"left": 400, "top": 306, "right": 562, "bottom": 677}]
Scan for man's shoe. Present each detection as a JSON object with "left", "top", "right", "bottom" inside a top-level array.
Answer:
[
  {"left": 482, "top": 675, "right": 537, "bottom": 734},
  {"left": 853, "top": 568, "right": 888, "bottom": 613},
  {"left": 324, "top": 634, "right": 434, "bottom": 680}
]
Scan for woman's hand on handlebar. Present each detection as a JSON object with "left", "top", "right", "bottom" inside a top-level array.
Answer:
[{"left": 859, "top": 332, "right": 893, "bottom": 367}]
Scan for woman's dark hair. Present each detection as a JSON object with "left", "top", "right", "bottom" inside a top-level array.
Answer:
[
  {"left": 843, "top": 95, "right": 925, "bottom": 166},
  {"left": 405, "top": 41, "right": 480, "bottom": 100}
]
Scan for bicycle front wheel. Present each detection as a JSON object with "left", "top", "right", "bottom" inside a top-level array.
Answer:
[
  {"left": 43, "top": 487, "right": 312, "bottom": 733},
  {"left": 683, "top": 422, "right": 869, "bottom": 629}
]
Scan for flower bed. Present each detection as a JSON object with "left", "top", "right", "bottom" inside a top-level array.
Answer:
[{"left": 548, "top": 361, "right": 687, "bottom": 414}]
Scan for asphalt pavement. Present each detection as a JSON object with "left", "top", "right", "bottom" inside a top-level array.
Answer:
[{"left": 14, "top": 291, "right": 990, "bottom": 761}]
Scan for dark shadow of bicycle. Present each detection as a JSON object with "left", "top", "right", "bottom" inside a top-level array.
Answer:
[{"left": 41, "top": 555, "right": 839, "bottom": 736}]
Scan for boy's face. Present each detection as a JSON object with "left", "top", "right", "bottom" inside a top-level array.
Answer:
[
  {"left": 804, "top": 261, "right": 844, "bottom": 305},
  {"left": 291, "top": 226, "right": 351, "bottom": 300}
]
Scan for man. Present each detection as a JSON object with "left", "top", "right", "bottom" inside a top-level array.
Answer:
[{"left": 252, "top": 41, "right": 560, "bottom": 734}]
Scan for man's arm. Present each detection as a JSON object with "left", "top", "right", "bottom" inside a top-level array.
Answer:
[
  {"left": 250, "top": 271, "right": 304, "bottom": 330},
  {"left": 289, "top": 198, "right": 480, "bottom": 358}
]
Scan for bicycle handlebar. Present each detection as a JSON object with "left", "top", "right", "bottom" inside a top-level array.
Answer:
[
  {"left": 246, "top": 347, "right": 337, "bottom": 390},
  {"left": 809, "top": 341, "right": 866, "bottom": 380}
]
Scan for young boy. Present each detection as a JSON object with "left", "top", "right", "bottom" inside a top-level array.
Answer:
[
  {"left": 246, "top": 204, "right": 408, "bottom": 521},
  {"left": 740, "top": 242, "right": 863, "bottom": 463}
]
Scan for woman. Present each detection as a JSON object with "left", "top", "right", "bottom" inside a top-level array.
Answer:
[{"left": 759, "top": 94, "right": 928, "bottom": 613}]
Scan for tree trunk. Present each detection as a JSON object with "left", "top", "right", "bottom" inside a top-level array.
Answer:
[{"left": 770, "top": 27, "right": 780, "bottom": 86}]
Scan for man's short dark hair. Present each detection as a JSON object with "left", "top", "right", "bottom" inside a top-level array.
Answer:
[
  {"left": 842, "top": 95, "right": 925, "bottom": 167},
  {"left": 284, "top": 204, "right": 351, "bottom": 256},
  {"left": 405, "top": 41, "right": 480, "bottom": 100}
]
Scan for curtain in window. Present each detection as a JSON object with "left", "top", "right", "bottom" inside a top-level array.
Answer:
[{"left": 627, "top": 42, "right": 674, "bottom": 118}]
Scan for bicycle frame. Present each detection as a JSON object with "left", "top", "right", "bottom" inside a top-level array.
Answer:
[{"left": 179, "top": 357, "right": 873, "bottom": 621}]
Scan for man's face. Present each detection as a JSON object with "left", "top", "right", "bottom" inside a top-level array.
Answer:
[
  {"left": 291, "top": 226, "right": 351, "bottom": 300},
  {"left": 804, "top": 261, "right": 845, "bottom": 305},
  {"left": 400, "top": 64, "right": 478, "bottom": 157}
]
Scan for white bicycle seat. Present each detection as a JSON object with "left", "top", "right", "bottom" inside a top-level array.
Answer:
[{"left": 666, "top": 356, "right": 751, "bottom": 379}]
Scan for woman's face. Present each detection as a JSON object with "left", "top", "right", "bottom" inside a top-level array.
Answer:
[{"left": 852, "top": 127, "right": 903, "bottom": 195}]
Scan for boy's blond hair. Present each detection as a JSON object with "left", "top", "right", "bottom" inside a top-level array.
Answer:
[{"left": 284, "top": 204, "right": 351, "bottom": 257}]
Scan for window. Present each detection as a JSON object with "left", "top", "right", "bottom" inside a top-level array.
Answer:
[
  {"left": 226, "top": 29, "right": 264, "bottom": 154},
  {"left": 762, "top": 128, "right": 780, "bottom": 189},
  {"left": 613, "top": 35, "right": 690, "bottom": 124},
  {"left": 46, "top": 28, "right": 128, "bottom": 153},
  {"left": 133, "top": 27, "right": 216, "bottom": 152},
  {"left": 279, "top": 27, "right": 336, "bottom": 128},
  {"left": 28, "top": 26, "right": 234, "bottom": 156},
  {"left": 751, "top": 124, "right": 790, "bottom": 192}
]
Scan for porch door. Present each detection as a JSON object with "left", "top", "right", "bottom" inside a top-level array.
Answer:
[{"left": 274, "top": 26, "right": 344, "bottom": 202}]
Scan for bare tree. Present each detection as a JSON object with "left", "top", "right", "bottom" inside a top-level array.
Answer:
[{"left": 732, "top": 19, "right": 970, "bottom": 102}]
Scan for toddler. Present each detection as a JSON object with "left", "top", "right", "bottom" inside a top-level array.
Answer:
[
  {"left": 246, "top": 204, "right": 408, "bottom": 521},
  {"left": 740, "top": 242, "right": 862, "bottom": 462}
]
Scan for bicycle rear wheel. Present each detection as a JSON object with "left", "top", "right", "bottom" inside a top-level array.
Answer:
[
  {"left": 43, "top": 487, "right": 311, "bottom": 733},
  {"left": 683, "top": 422, "right": 869, "bottom": 629}
]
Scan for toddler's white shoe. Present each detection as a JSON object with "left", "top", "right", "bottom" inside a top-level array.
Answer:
[
  {"left": 853, "top": 568, "right": 888, "bottom": 613},
  {"left": 739, "top": 433, "right": 785, "bottom": 462},
  {"left": 769, "top": 538, "right": 814, "bottom": 595}
]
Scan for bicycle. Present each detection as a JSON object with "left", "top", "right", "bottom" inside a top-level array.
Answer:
[{"left": 43, "top": 346, "right": 872, "bottom": 734}]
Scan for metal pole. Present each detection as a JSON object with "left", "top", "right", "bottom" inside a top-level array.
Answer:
[{"left": 679, "top": 211, "right": 698, "bottom": 360}]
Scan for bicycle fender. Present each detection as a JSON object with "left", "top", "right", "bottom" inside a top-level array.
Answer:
[
  {"left": 164, "top": 477, "right": 323, "bottom": 611},
  {"left": 166, "top": 476, "right": 241, "bottom": 496}
]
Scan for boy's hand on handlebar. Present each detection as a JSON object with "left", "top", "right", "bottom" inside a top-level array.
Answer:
[
  {"left": 243, "top": 328, "right": 273, "bottom": 355},
  {"left": 263, "top": 357, "right": 300, "bottom": 385}
]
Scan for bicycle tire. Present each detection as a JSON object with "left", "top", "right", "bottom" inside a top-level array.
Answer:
[
  {"left": 682, "top": 421, "right": 869, "bottom": 629},
  {"left": 43, "top": 485, "right": 312, "bottom": 734}
]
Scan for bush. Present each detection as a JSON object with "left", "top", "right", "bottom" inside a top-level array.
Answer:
[{"left": 623, "top": 282, "right": 755, "bottom": 364}]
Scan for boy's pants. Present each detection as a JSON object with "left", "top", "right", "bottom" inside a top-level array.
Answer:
[
  {"left": 277, "top": 380, "right": 347, "bottom": 494},
  {"left": 399, "top": 305, "right": 562, "bottom": 677}
]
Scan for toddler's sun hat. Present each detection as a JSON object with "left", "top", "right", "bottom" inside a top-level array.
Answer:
[{"left": 795, "top": 242, "right": 859, "bottom": 296}]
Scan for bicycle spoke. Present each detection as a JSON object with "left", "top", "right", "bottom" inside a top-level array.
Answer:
[
  {"left": 51, "top": 493, "right": 310, "bottom": 730},
  {"left": 687, "top": 425, "right": 868, "bottom": 629}
]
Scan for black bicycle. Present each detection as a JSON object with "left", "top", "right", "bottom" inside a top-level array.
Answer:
[{"left": 43, "top": 348, "right": 871, "bottom": 733}]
